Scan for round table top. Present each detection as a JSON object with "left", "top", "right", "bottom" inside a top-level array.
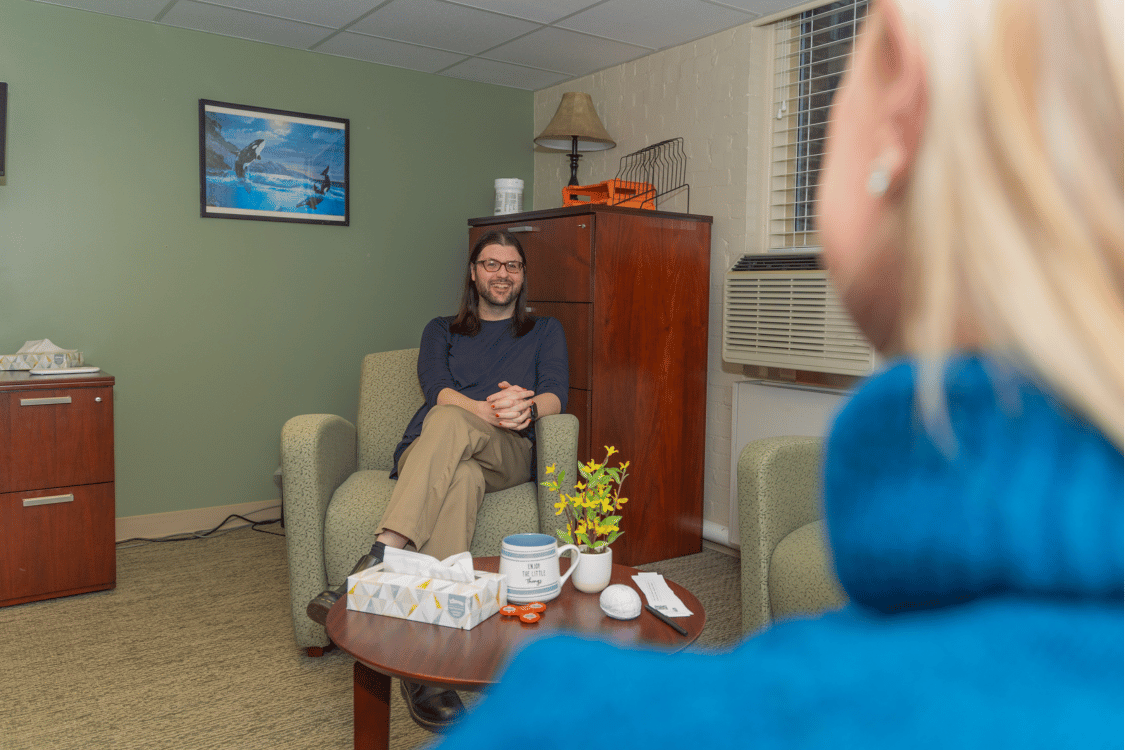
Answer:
[{"left": 325, "top": 556, "right": 706, "bottom": 691}]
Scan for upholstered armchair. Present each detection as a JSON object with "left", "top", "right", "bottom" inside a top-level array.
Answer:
[
  {"left": 738, "top": 436, "right": 848, "bottom": 635},
  {"left": 281, "top": 348, "right": 579, "bottom": 655}
]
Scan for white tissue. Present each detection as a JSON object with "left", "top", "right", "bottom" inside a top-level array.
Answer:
[
  {"left": 380, "top": 547, "right": 475, "bottom": 583},
  {"left": 18, "top": 339, "right": 76, "bottom": 355}
]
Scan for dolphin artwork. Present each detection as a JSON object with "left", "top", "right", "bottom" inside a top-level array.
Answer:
[
  {"left": 313, "top": 166, "right": 331, "bottom": 195},
  {"left": 234, "top": 138, "right": 265, "bottom": 179},
  {"left": 297, "top": 194, "right": 324, "bottom": 211}
]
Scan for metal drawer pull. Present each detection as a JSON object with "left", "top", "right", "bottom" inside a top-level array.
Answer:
[
  {"left": 20, "top": 396, "right": 72, "bottom": 406},
  {"left": 507, "top": 226, "right": 540, "bottom": 233},
  {"left": 23, "top": 494, "right": 75, "bottom": 507}
]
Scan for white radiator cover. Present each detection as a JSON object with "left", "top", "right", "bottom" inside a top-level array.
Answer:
[{"left": 722, "top": 254, "right": 875, "bottom": 376}]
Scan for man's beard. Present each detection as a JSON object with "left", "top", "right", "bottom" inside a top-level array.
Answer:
[{"left": 477, "top": 277, "right": 520, "bottom": 309}]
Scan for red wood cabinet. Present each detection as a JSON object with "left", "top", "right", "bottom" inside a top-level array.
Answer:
[
  {"left": 0, "top": 371, "right": 116, "bottom": 606},
  {"left": 470, "top": 206, "right": 712, "bottom": 566}
]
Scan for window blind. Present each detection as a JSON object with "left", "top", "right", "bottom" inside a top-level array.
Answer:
[{"left": 769, "top": 0, "right": 869, "bottom": 251}]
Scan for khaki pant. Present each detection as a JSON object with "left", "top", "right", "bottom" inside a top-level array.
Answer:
[{"left": 377, "top": 404, "right": 532, "bottom": 560}]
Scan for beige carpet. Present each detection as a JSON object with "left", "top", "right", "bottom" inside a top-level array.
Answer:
[{"left": 0, "top": 526, "right": 741, "bottom": 750}]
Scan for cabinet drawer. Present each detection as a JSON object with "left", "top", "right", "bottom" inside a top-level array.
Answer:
[
  {"left": 471, "top": 216, "right": 592, "bottom": 302},
  {"left": 1, "top": 386, "right": 114, "bottom": 493},
  {"left": 0, "top": 482, "right": 116, "bottom": 605},
  {"left": 524, "top": 301, "right": 590, "bottom": 390}
]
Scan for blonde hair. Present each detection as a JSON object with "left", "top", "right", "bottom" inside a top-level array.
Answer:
[{"left": 890, "top": 0, "right": 1124, "bottom": 446}]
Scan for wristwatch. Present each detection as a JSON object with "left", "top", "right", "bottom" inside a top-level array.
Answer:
[{"left": 527, "top": 401, "right": 538, "bottom": 423}]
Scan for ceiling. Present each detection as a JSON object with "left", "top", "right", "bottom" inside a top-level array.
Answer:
[{"left": 27, "top": 0, "right": 803, "bottom": 90}]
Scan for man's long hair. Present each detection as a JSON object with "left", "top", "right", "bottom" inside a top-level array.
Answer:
[{"left": 450, "top": 229, "right": 535, "bottom": 337}]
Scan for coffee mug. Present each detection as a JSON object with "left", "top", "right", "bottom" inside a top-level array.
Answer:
[{"left": 499, "top": 533, "right": 581, "bottom": 603}]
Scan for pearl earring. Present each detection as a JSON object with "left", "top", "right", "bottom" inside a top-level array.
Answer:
[{"left": 866, "top": 167, "right": 890, "bottom": 196}]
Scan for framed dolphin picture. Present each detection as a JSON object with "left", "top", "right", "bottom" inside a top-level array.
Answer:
[{"left": 199, "top": 99, "right": 349, "bottom": 226}]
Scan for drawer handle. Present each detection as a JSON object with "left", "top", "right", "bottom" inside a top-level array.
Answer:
[
  {"left": 507, "top": 226, "right": 540, "bottom": 233},
  {"left": 23, "top": 494, "right": 75, "bottom": 507},
  {"left": 20, "top": 396, "right": 72, "bottom": 406}
]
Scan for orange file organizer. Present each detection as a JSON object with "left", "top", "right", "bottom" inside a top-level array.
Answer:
[{"left": 562, "top": 179, "right": 655, "bottom": 209}]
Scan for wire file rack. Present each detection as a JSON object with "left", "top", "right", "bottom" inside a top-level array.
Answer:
[{"left": 611, "top": 137, "right": 689, "bottom": 212}]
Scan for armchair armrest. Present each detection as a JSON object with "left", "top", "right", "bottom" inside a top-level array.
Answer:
[
  {"left": 280, "top": 413, "right": 357, "bottom": 648},
  {"left": 534, "top": 413, "right": 579, "bottom": 541},
  {"left": 737, "top": 436, "right": 824, "bottom": 635}
]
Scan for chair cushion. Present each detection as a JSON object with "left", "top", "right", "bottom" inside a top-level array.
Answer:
[
  {"left": 323, "top": 470, "right": 541, "bottom": 586},
  {"left": 324, "top": 470, "right": 397, "bottom": 585},
  {"left": 466, "top": 482, "right": 540, "bottom": 559},
  {"left": 768, "top": 520, "right": 848, "bottom": 621}
]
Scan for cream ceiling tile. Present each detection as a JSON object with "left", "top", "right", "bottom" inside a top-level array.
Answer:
[
  {"left": 24, "top": 0, "right": 815, "bottom": 90},
  {"left": 317, "top": 32, "right": 469, "bottom": 74},
  {"left": 485, "top": 26, "right": 651, "bottom": 77},
  {"left": 441, "top": 57, "right": 571, "bottom": 90},
  {"left": 30, "top": 0, "right": 170, "bottom": 20},
  {"left": 558, "top": 0, "right": 755, "bottom": 50},
  {"left": 708, "top": 0, "right": 802, "bottom": 15},
  {"left": 161, "top": 1, "right": 333, "bottom": 48},
  {"left": 349, "top": 0, "right": 538, "bottom": 56},
  {"left": 446, "top": 0, "right": 602, "bottom": 24},
  {"left": 203, "top": 0, "right": 382, "bottom": 28}
]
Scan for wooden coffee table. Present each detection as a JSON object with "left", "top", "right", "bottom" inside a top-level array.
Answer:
[{"left": 325, "top": 556, "right": 706, "bottom": 750}]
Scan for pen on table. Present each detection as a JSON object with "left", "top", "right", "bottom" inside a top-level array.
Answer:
[{"left": 644, "top": 604, "right": 688, "bottom": 636}]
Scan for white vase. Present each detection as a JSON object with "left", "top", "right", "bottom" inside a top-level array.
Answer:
[{"left": 571, "top": 546, "right": 613, "bottom": 594}]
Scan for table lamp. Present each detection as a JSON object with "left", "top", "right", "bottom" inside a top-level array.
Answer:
[{"left": 534, "top": 92, "right": 615, "bottom": 186}]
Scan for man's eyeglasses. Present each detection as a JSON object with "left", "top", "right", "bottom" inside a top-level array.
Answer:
[{"left": 475, "top": 259, "right": 524, "bottom": 273}]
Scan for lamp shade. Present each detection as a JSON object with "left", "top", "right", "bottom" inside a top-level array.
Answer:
[{"left": 534, "top": 92, "right": 615, "bottom": 152}]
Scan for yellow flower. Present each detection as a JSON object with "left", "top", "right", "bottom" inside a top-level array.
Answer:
[
  {"left": 604, "top": 446, "right": 617, "bottom": 457},
  {"left": 545, "top": 464, "right": 556, "bottom": 475},
  {"left": 553, "top": 497, "right": 568, "bottom": 516},
  {"left": 596, "top": 521, "right": 618, "bottom": 536}
]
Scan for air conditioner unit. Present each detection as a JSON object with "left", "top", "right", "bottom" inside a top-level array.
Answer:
[{"left": 722, "top": 252, "right": 876, "bottom": 376}]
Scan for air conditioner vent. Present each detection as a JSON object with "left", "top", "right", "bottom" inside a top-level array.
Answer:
[
  {"left": 722, "top": 253, "right": 876, "bottom": 376},
  {"left": 730, "top": 253, "right": 822, "bottom": 272}
]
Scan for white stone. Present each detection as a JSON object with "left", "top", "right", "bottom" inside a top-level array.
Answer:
[{"left": 599, "top": 584, "right": 642, "bottom": 620}]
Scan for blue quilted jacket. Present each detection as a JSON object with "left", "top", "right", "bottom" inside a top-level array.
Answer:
[{"left": 438, "top": 357, "right": 1124, "bottom": 749}]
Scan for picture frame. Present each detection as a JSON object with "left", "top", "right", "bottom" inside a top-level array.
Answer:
[
  {"left": 1, "top": 82, "right": 8, "bottom": 178},
  {"left": 199, "top": 99, "right": 349, "bottom": 226}
]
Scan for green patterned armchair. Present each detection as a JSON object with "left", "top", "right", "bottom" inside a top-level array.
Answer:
[
  {"left": 280, "top": 348, "right": 579, "bottom": 655},
  {"left": 738, "top": 436, "right": 848, "bottom": 635}
]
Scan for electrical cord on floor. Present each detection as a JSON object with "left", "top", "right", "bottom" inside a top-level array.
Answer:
[{"left": 116, "top": 505, "right": 285, "bottom": 548}]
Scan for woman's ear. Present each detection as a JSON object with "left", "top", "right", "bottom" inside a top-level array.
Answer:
[{"left": 870, "top": 0, "right": 929, "bottom": 189}]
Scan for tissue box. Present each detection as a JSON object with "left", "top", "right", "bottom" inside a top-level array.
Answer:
[
  {"left": 346, "top": 564, "right": 507, "bottom": 630},
  {"left": 0, "top": 351, "right": 84, "bottom": 370}
]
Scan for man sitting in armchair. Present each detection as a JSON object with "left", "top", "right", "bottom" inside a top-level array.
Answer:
[{"left": 306, "top": 228, "right": 568, "bottom": 732}]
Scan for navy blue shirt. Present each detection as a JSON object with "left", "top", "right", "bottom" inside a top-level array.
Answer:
[{"left": 391, "top": 315, "right": 569, "bottom": 475}]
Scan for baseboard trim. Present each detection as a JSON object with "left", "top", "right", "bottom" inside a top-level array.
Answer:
[
  {"left": 703, "top": 539, "right": 740, "bottom": 558},
  {"left": 116, "top": 499, "right": 282, "bottom": 542}
]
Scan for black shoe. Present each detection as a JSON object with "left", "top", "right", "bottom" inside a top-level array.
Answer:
[
  {"left": 400, "top": 680, "right": 465, "bottom": 732},
  {"left": 306, "top": 544, "right": 385, "bottom": 626}
]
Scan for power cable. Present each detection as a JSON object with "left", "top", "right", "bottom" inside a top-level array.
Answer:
[{"left": 116, "top": 505, "right": 284, "bottom": 548}]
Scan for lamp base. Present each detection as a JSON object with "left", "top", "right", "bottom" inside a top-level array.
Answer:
[{"left": 568, "top": 136, "right": 581, "bottom": 186}]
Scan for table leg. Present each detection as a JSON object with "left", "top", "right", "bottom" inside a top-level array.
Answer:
[{"left": 353, "top": 661, "right": 391, "bottom": 750}]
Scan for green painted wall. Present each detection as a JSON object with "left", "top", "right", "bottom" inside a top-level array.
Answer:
[{"left": 0, "top": 0, "right": 533, "bottom": 518}]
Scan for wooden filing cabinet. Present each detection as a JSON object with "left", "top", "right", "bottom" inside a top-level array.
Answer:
[
  {"left": 470, "top": 206, "right": 712, "bottom": 566},
  {"left": 0, "top": 371, "right": 116, "bottom": 606}
]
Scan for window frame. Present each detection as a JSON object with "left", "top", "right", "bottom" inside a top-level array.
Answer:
[{"left": 764, "top": 0, "right": 869, "bottom": 253}]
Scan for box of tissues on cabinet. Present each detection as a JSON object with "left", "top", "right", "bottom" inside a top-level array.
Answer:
[
  {"left": 346, "top": 549, "right": 507, "bottom": 630},
  {"left": 0, "top": 339, "right": 84, "bottom": 370}
]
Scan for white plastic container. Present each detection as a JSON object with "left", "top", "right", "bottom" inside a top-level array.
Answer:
[{"left": 494, "top": 178, "right": 524, "bottom": 215}]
